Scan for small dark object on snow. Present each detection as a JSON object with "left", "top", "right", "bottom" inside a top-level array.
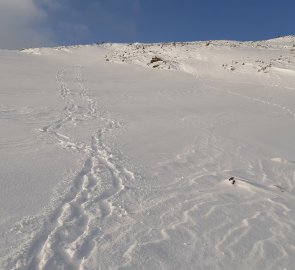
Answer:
[
  {"left": 228, "top": 177, "right": 235, "bottom": 185},
  {"left": 150, "top": 56, "right": 163, "bottom": 64}
]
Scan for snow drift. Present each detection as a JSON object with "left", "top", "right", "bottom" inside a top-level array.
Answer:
[{"left": 1, "top": 36, "right": 295, "bottom": 270}]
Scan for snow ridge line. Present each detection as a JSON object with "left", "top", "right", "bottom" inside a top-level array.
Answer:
[
  {"left": 14, "top": 65, "right": 132, "bottom": 270},
  {"left": 105, "top": 43, "right": 295, "bottom": 119}
]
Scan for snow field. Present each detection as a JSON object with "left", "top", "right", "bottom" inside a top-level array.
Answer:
[{"left": 0, "top": 37, "right": 295, "bottom": 269}]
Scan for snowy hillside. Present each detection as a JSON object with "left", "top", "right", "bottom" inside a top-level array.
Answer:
[{"left": 1, "top": 36, "right": 295, "bottom": 270}]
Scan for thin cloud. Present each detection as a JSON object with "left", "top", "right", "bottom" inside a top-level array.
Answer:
[
  {"left": 0, "top": 0, "right": 55, "bottom": 49},
  {"left": 0, "top": 0, "right": 141, "bottom": 49}
]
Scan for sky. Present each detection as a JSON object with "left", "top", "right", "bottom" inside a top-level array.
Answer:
[{"left": 0, "top": 0, "right": 294, "bottom": 49}]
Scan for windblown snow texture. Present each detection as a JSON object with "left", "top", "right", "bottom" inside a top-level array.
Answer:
[{"left": 1, "top": 36, "right": 295, "bottom": 270}]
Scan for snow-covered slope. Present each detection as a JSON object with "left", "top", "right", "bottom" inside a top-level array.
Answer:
[{"left": 1, "top": 36, "right": 295, "bottom": 270}]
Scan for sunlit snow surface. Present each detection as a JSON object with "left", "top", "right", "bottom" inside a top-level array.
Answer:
[{"left": 1, "top": 37, "right": 295, "bottom": 270}]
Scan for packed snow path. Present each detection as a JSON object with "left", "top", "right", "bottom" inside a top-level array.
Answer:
[
  {"left": 1, "top": 37, "right": 295, "bottom": 269},
  {"left": 22, "top": 66, "right": 134, "bottom": 269}
]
